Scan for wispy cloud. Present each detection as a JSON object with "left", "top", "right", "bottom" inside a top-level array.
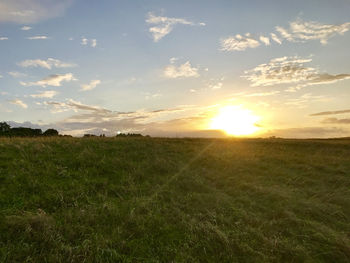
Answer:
[
  {"left": 0, "top": 0, "right": 73, "bottom": 24},
  {"left": 144, "top": 92, "right": 162, "bottom": 100},
  {"left": 80, "top": 80, "right": 101, "bottom": 91},
  {"left": 243, "top": 56, "right": 350, "bottom": 87},
  {"left": 45, "top": 100, "right": 112, "bottom": 114},
  {"left": 310, "top": 109, "right": 350, "bottom": 116},
  {"left": 244, "top": 91, "right": 280, "bottom": 97},
  {"left": 259, "top": 35, "right": 270, "bottom": 46},
  {"left": 0, "top": 37, "right": 9, "bottom": 40},
  {"left": 285, "top": 93, "right": 331, "bottom": 108},
  {"left": 81, "top": 37, "right": 88, "bottom": 45},
  {"left": 207, "top": 77, "right": 225, "bottom": 90},
  {"left": 220, "top": 18, "right": 350, "bottom": 52},
  {"left": 30, "top": 90, "right": 58, "bottom": 98},
  {"left": 81, "top": 37, "right": 97, "bottom": 47},
  {"left": 322, "top": 118, "right": 350, "bottom": 124},
  {"left": 270, "top": 33, "right": 282, "bottom": 44},
  {"left": 27, "top": 36, "right": 49, "bottom": 40},
  {"left": 164, "top": 59, "right": 199, "bottom": 79},
  {"left": 18, "top": 58, "right": 76, "bottom": 69},
  {"left": 8, "top": 71, "right": 27, "bottom": 78},
  {"left": 9, "top": 99, "right": 27, "bottom": 108},
  {"left": 20, "top": 73, "right": 76, "bottom": 87},
  {"left": 276, "top": 19, "right": 350, "bottom": 45},
  {"left": 210, "top": 82, "right": 223, "bottom": 90},
  {"left": 146, "top": 12, "right": 205, "bottom": 42},
  {"left": 91, "top": 39, "right": 97, "bottom": 47},
  {"left": 21, "top": 26, "right": 32, "bottom": 30},
  {"left": 221, "top": 33, "right": 260, "bottom": 51}
]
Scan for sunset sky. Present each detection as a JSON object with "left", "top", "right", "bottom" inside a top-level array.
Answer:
[{"left": 1, "top": 0, "right": 350, "bottom": 137}]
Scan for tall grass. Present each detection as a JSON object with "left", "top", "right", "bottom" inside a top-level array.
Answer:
[{"left": 1, "top": 137, "right": 349, "bottom": 262}]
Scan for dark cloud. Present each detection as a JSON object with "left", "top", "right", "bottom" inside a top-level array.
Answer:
[
  {"left": 310, "top": 109, "right": 350, "bottom": 116},
  {"left": 322, "top": 118, "right": 350, "bottom": 124},
  {"left": 310, "top": 73, "right": 350, "bottom": 84}
]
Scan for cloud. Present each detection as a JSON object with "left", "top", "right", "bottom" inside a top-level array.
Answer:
[
  {"left": 45, "top": 99, "right": 192, "bottom": 118},
  {"left": 80, "top": 80, "right": 101, "bottom": 91},
  {"left": 220, "top": 33, "right": 260, "bottom": 51},
  {"left": 209, "top": 81, "right": 223, "bottom": 90},
  {"left": 322, "top": 118, "right": 350, "bottom": 124},
  {"left": 164, "top": 60, "right": 199, "bottom": 79},
  {"left": 9, "top": 99, "right": 27, "bottom": 108},
  {"left": 270, "top": 33, "right": 282, "bottom": 44},
  {"left": 18, "top": 58, "right": 76, "bottom": 69},
  {"left": 0, "top": 37, "right": 9, "bottom": 40},
  {"left": 30, "top": 90, "right": 58, "bottom": 98},
  {"left": 259, "top": 35, "right": 270, "bottom": 46},
  {"left": 21, "top": 26, "right": 32, "bottom": 30},
  {"left": 219, "top": 18, "right": 350, "bottom": 53},
  {"left": 0, "top": 0, "right": 73, "bottom": 24},
  {"left": 8, "top": 71, "right": 27, "bottom": 78},
  {"left": 20, "top": 73, "right": 76, "bottom": 87},
  {"left": 276, "top": 19, "right": 350, "bottom": 45},
  {"left": 310, "top": 109, "right": 350, "bottom": 116},
  {"left": 81, "top": 37, "right": 97, "bottom": 47},
  {"left": 284, "top": 93, "right": 330, "bottom": 108},
  {"left": 91, "top": 39, "right": 97, "bottom": 47},
  {"left": 43, "top": 101, "right": 207, "bottom": 136},
  {"left": 45, "top": 99, "right": 111, "bottom": 114},
  {"left": 243, "top": 56, "right": 350, "bottom": 87},
  {"left": 146, "top": 12, "right": 205, "bottom": 42},
  {"left": 144, "top": 92, "right": 162, "bottom": 100},
  {"left": 27, "top": 36, "right": 48, "bottom": 40},
  {"left": 309, "top": 73, "right": 350, "bottom": 85},
  {"left": 244, "top": 91, "right": 280, "bottom": 97},
  {"left": 169, "top": 57, "right": 179, "bottom": 64},
  {"left": 81, "top": 37, "right": 88, "bottom": 45}
]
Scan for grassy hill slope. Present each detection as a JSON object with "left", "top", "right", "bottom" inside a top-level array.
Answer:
[{"left": 1, "top": 137, "right": 349, "bottom": 262}]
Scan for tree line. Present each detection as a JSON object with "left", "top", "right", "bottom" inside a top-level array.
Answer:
[
  {"left": 0, "top": 122, "right": 59, "bottom": 137},
  {"left": 0, "top": 122, "right": 148, "bottom": 138}
]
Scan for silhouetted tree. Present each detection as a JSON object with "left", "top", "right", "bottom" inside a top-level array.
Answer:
[
  {"left": 84, "top": 134, "right": 97, "bottom": 137},
  {"left": 43, "top": 129, "right": 59, "bottom": 136},
  {"left": 10, "top": 127, "right": 42, "bottom": 137},
  {"left": 116, "top": 133, "right": 143, "bottom": 137},
  {"left": 0, "top": 122, "right": 10, "bottom": 133}
]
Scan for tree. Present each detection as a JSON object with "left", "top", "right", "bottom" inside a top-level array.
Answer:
[
  {"left": 10, "top": 127, "right": 42, "bottom": 137},
  {"left": 43, "top": 129, "right": 59, "bottom": 136},
  {"left": 0, "top": 122, "right": 10, "bottom": 133}
]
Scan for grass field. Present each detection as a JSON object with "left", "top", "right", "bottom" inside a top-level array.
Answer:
[{"left": 0, "top": 137, "right": 349, "bottom": 262}]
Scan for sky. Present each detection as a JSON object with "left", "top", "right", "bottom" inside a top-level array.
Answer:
[{"left": 0, "top": 0, "right": 350, "bottom": 138}]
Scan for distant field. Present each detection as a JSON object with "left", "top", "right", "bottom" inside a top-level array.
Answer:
[{"left": 0, "top": 137, "right": 349, "bottom": 262}]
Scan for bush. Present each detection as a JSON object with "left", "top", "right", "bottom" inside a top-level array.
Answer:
[{"left": 43, "top": 129, "right": 59, "bottom": 136}]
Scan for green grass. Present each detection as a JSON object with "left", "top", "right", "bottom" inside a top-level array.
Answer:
[{"left": 0, "top": 137, "right": 349, "bottom": 262}]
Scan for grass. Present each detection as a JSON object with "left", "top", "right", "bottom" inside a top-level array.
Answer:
[{"left": 0, "top": 137, "right": 349, "bottom": 262}]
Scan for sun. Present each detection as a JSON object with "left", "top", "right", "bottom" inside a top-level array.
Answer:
[{"left": 210, "top": 106, "right": 260, "bottom": 136}]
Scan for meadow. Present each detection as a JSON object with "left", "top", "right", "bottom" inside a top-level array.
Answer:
[{"left": 0, "top": 137, "right": 349, "bottom": 262}]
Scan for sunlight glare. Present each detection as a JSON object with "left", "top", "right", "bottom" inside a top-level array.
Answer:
[{"left": 210, "top": 106, "right": 260, "bottom": 136}]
